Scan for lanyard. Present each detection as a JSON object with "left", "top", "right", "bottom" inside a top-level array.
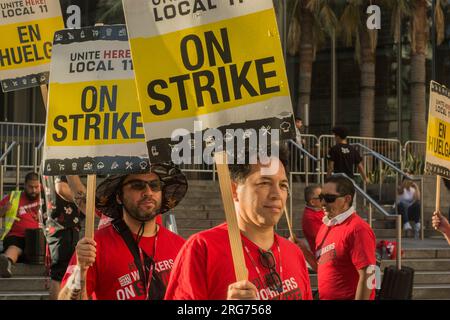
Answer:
[
  {"left": 243, "top": 238, "right": 284, "bottom": 300},
  {"left": 137, "top": 230, "right": 158, "bottom": 299}
]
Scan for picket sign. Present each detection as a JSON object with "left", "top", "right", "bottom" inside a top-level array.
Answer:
[{"left": 214, "top": 151, "right": 248, "bottom": 282}]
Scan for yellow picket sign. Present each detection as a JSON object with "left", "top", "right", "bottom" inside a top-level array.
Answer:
[
  {"left": 122, "top": 0, "right": 296, "bottom": 163},
  {"left": 43, "top": 26, "right": 149, "bottom": 177},
  {"left": 0, "top": 0, "right": 63, "bottom": 92}
]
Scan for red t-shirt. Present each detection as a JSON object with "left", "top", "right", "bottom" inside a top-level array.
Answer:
[
  {"left": 0, "top": 193, "right": 40, "bottom": 238},
  {"left": 165, "top": 223, "right": 312, "bottom": 300},
  {"left": 315, "top": 213, "right": 376, "bottom": 300},
  {"left": 61, "top": 223, "right": 185, "bottom": 300},
  {"left": 302, "top": 206, "right": 325, "bottom": 250}
]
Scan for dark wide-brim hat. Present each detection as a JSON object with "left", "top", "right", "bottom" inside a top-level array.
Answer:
[{"left": 95, "top": 162, "right": 188, "bottom": 219}]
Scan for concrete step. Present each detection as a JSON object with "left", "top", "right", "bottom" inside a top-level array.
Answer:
[
  {"left": 381, "top": 259, "right": 450, "bottom": 271},
  {"left": 412, "top": 284, "right": 450, "bottom": 300},
  {"left": 0, "top": 276, "right": 48, "bottom": 291},
  {"left": 414, "top": 271, "right": 450, "bottom": 284},
  {"left": 403, "top": 249, "right": 450, "bottom": 259},
  {"left": 0, "top": 291, "right": 49, "bottom": 300},
  {"left": 9, "top": 264, "right": 46, "bottom": 277},
  {"left": 373, "top": 228, "right": 442, "bottom": 239}
]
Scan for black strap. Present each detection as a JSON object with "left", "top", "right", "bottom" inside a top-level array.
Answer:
[{"left": 112, "top": 219, "right": 149, "bottom": 297}]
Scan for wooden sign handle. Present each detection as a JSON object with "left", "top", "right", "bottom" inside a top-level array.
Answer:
[
  {"left": 84, "top": 175, "right": 96, "bottom": 239},
  {"left": 436, "top": 175, "right": 441, "bottom": 212},
  {"left": 284, "top": 207, "right": 294, "bottom": 239},
  {"left": 214, "top": 151, "right": 248, "bottom": 282},
  {"left": 40, "top": 84, "right": 48, "bottom": 109}
]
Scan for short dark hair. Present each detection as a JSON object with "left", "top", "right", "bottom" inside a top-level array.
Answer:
[
  {"left": 324, "top": 175, "right": 355, "bottom": 206},
  {"left": 332, "top": 126, "right": 349, "bottom": 140},
  {"left": 229, "top": 144, "right": 289, "bottom": 183},
  {"left": 25, "top": 172, "right": 39, "bottom": 183},
  {"left": 304, "top": 185, "right": 320, "bottom": 204}
]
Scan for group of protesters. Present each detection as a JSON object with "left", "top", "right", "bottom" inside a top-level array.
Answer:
[
  {"left": 0, "top": 136, "right": 448, "bottom": 300},
  {"left": 0, "top": 142, "right": 378, "bottom": 301}
]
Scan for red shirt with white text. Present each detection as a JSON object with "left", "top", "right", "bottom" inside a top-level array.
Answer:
[
  {"left": 165, "top": 223, "right": 312, "bottom": 300},
  {"left": 315, "top": 213, "right": 376, "bottom": 300}
]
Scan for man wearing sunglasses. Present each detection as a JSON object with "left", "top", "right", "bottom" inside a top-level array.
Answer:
[
  {"left": 58, "top": 163, "right": 188, "bottom": 300},
  {"left": 312, "top": 176, "right": 376, "bottom": 300},
  {"left": 165, "top": 147, "right": 312, "bottom": 300}
]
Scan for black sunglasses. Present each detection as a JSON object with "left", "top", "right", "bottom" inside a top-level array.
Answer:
[
  {"left": 259, "top": 249, "right": 283, "bottom": 293},
  {"left": 319, "top": 193, "right": 346, "bottom": 203},
  {"left": 122, "top": 179, "right": 163, "bottom": 192}
]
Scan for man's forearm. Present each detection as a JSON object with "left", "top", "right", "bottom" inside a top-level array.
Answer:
[
  {"left": 355, "top": 269, "right": 373, "bottom": 300},
  {"left": 67, "top": 176, "right": 87, "bottom": 214},
  {"left": 358, "top": 164, "right": 367, "bottom": 181},
  {"left": 327, "top": 162, "right": 333, "bottom": 177}
]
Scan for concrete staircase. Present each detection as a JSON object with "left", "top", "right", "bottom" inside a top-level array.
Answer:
[{"left": 0, "top": 264, "right": 49, "bottom": 300}]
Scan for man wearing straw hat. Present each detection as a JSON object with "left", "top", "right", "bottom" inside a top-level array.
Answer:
[
  {"left": 165, "top": 147, "right": 312, "bottom": 300},
  {"left": 58, "top": 163, "right": 188, "bottom": 300}
]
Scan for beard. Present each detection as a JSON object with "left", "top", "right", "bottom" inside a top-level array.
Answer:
[
  {"left": 122, "top": 197, "right": 161, "bottom": 222},
  {"left": 25, "top": 191, "right": 39, "bottom": 201}
]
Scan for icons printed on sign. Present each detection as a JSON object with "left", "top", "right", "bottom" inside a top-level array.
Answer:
[
  {"left": 151, "top": 146, "right": 159, "bottom": 156},
  {"left": 125, "top": 161, "right": 133, "bottom": 170},
  {"left": 72, "top": 163, "right": 77, "bottom": 171},
  {"left": 83, "top": 162, "right": 93, "bottom": 171},
  {"left": 97, "top": 162, "right": 105, "bottom": 170},
  {"left": 280, "top": 121, "right": 291, "bottom": 133},
  {"left": 139, "top": 161, "right": 148, "bottom": 170},
  {"left": 111, "top": 162, "right": 119, "bottom": 170},
  {"left": 119, "top": 28, "right": 127, "bottom": 37},
  {"left": 260, "top": 125, "right": 271, "bottom": 136}
]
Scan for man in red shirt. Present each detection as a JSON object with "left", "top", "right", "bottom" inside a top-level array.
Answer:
[
  {"left": 165, "top": 147, "right": 312, "bottom": 300},
  {"left": 302, "top": 185, "right": 325, "bottom": 251},
  {"left": 0, "top": 172, "right": 42, "bottom": 278},
  {"left": 58, "top": 163, "right": 188, "bottom": 300},
  {"left": 314, "top": 175, "right": 376, "bottom": 300}
]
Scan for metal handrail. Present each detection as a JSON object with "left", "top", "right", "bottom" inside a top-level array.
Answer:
[
  {"left": 333, "top": 173, "right": 402, "bottom": 270},
  {"left": 0, "top": 141, "right": 17, "bottom": 163},
  {"left": 353, "top": 143, "right": 403, "bottom": 175},
  {"left": 352, "top": 143, "right": 425, "bottom": 240},
  {"left": 289, "top": 139, "right": 318, "bottom": 162},
  {"left": 287, "top": 139, "right": 321, "bottom": 226},
  {"left": 34, "top": 137, "right": 45, "bottom": 173}
]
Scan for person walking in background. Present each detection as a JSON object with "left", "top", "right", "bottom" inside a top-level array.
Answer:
[{"left": 326, "top": 127, "right": 368, "bottom": 184}]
